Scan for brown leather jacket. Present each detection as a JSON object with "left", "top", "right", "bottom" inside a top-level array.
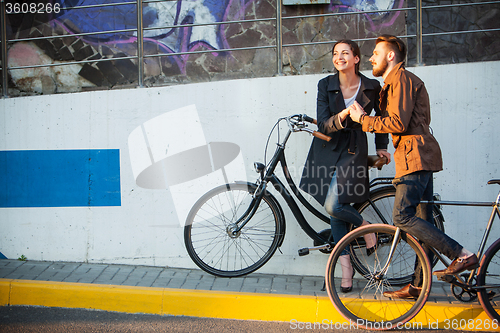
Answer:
[{"left": 362, "top": 62, "right": 443, "bottom": 178}]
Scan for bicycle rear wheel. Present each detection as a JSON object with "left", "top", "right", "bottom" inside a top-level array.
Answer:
[
  {"left": 326, "top": 224, "right": 431, "bottom": 330},
  {"left": 477, "top": 238, "right": 500, "bottom": 322},
  {"left": 354, "top": 186, "right": 445, "bottom": 231},
  {"left": 352, "top": 186, "right": 444, "bottom": 285},
  {"left": 184, "top": 183, "right": 284, "bottom": 277}
]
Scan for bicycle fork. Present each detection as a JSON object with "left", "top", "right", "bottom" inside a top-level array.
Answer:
[
  {"left": 374, "top": 227, "right": 403, "bottom": 280},
  {"left": 230, "top": 185, "right": 266, "bottom": 236}
]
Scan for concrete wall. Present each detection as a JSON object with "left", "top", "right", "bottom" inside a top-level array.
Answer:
[{"left": 1, "top": 61, "right": 499, "bottom": 276}]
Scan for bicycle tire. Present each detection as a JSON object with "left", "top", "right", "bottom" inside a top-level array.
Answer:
[
  {"left": 477, "top": 237, "right": 500, "bottom": 322},
  {"left": 354, "top": 186, "right": 445, "bottom": 232},
  {"left": 326, "top": 224, "right": 432, "bottom": 330},
  {"left": 352, "top": 186, "right": 444, "bottom": 285},
  {"left": 184, "top": 183, "right": 284, "bottom": 277}
]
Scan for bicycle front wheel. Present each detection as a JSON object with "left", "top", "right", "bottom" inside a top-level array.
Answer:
[
  {"left": 326, "top": 224, "right": 431, "bottom": 330},
  {"left": 477, "top": 238, "right": 500, "bottom": 322},
  {"left": 184, "top": 183, "right": 284, "bottom": 277}
]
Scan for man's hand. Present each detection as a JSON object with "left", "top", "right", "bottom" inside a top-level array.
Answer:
[
  {"left": 349, "top": 101, "right": 366, "bottom": 123},
  {"left": 377, "top": 149, "right": 392, "bottom": 164}
]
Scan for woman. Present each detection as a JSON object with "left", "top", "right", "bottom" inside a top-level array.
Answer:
[{"left": 300, "top": 40, "right": 390, "bottom": 292}]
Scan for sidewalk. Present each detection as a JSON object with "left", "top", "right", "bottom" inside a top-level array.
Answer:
[{"left": 0, "top": 259, "right": 495, "bottom": 330}]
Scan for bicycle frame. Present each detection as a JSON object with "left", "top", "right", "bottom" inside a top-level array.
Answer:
[
  {"left": 428, "top": 197, "right": 500, "bottom": 290},
  {"left": 382, "top": 191, "right": 500, "bottom": 292},
  {"left": 234, "top": 118, "right": 331, "bottom": 244}
]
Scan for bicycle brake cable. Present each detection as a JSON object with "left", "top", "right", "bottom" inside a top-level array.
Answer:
[{"left": 264, "top": 117, "right": 285, "bottom": 169}]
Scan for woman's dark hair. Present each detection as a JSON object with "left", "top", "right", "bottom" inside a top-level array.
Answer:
[
  {"left": 332, "top": 39, "right": 361, "bottom": 75},
  {"left": 375, "top": 35, "right": 407, "bottom": 64}
]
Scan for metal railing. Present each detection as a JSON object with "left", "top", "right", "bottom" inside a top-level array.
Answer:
[{"left": 1, "top": 0, "right": 500, "bottom": 98}]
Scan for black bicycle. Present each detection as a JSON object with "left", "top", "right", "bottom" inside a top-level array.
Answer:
[
  {"left": 183, "top": 114, "right": 444, "bottom": 280},
  {"left": 326, "top": 180, "right": 500, "bottom": 329}
]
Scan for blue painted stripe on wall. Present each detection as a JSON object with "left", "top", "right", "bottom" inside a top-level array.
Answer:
[{"left": 0, "top": 149, "right": 121, "bottom": 207}]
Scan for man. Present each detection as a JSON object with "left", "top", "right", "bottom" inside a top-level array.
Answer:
[{"left": 349, "top": 35, "right": 478, "bottom": 299}]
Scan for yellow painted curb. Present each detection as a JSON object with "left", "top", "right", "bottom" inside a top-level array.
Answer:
[
  {"left": 0, "top": 279, "right": 11, "bottom": 306},
  {"left": 0, "top": 278, "right": 498, "bottom": 331},
  {"left": 6, "top": 279, "right": 164, "bottom": 315}
]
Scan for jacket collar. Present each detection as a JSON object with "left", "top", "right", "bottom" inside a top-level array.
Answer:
[
  {"left": 382, "top": 61, "right": 405, "bottom": 90},
  {"left": 327, "top": 72, "right": 377, "bottom": 92},
  {"left": 327, "top": 73, "right": 376, "bottom": 109}
]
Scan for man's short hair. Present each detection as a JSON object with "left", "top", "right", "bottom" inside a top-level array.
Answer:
[{"left": 376, "top": 35, "right": 407, "bottom": 64}]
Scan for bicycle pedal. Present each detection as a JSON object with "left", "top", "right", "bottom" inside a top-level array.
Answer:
[
  {"left": 298, "top": 248, "right": 310, "bottom": 256},
  {"left": 298, "top": 244, "right": 331, "bottom": 256},
  {"left": 437, "top": 274, "right": 455, "bottom": 283}
]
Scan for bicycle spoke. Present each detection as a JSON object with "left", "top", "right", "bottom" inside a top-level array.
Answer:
[
  {"left": 478, "top": 238, "right": 500, "bottom": 320},
  {"left": 185, "top": 183, "right": 282, "bottom": 277},
  {"left": 326, "top": 225, "right": 431, "bottom": 329}
]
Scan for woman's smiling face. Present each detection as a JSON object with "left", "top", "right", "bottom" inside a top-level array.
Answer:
[{"left": 332, "top": 43, "right": 360, "bottom": 73}]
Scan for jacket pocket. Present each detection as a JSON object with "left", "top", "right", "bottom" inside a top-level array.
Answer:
[{"left": 403, "top": 138, "right": 414, "bottom": 171}]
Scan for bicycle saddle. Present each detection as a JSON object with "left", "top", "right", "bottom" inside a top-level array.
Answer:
[{"left": 487, "top": 179, "right": 500, "bottom": 185}]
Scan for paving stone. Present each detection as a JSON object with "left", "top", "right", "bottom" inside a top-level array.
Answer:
[
  {"left": 180, "top": 281, "right": 200, "bottom": 289},
  {"left": 3, "top": 261, "right": 50, "bottom": 280},
  {"left": 36, "top": 262, "right": 81, "bottom": 281},
  {"left": 196, "top": 282, "right": 215, "bottom": 290},
  {"left": 122, "top": 267, "right": 163, "bottom": 287},
  {"left": 0, "top": 260, "right": 25, "bottom": 277},
  {"left": 63, "top": 263, "right": 108, "bottom": 283},
  {"left": 0, "top": 260, "right": 456, "bottom": 303},
  {"left": 169, "top": 269, "right": 191, "bottom": 279},
  {"left": 166, "top": 278, "right": 187, "bottom": 289},
  {"left": 211, "top": 278, "right": 244, "bottom": 292},
  {"left": 93, "top": 266, "right": 134, "bottom": 285},
  {"left": 150, "top": 275, "right": 172, "bottom": 288}
]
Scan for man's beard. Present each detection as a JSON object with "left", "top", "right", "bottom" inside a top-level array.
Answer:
[{"left": 372, "top": 59, "right": 388, "bottom": 77}]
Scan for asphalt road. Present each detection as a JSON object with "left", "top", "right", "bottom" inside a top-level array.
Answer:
[{"left": 0, "top": 306, "right": 477, "bottom": 333}]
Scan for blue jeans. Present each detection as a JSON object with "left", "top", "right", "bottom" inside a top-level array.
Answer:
[
  {"left": 325, "top": 173, "right": 364, "bottom": 255},
  {"left": 392, "top": 170, "right": 463, "bottom": 286}
]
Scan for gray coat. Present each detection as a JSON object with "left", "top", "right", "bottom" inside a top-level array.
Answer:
[{"left": 300, "top": 73, "right": 389, "bottom": 205}]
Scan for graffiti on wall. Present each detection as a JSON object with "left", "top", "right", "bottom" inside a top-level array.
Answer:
[
  {"left": 6, "top": 0, "right": 404, "bottom": 94},
  {"left": 331, "top": 0, "right": 404, "bottom": 31},
  {"left": 53, "top": 0, "right": 233, "bottom": 73}
]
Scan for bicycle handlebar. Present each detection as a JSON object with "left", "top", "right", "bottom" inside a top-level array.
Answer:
[
  {"left": 311, "top": 130, "right": 331, "bottom": 142},
  {"left": 301, "top": 114, "right": 317, "bottom": 125},
  {"left": 296, "top": 114, "right": 331, "bottom": 142}
]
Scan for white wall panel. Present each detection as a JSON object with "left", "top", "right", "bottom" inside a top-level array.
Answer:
[{"left": 1, "top": 61, "right": 499, "bottom": 275}]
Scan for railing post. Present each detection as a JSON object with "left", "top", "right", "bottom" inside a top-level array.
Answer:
[
  {"left": 137, "top": 0, "right": 144, "bottom": 87},
  {"left": 276, "top": 0, "right": 283, "bottom": 75},
  {"left": 416, "top": 0, "right": 423, "bottom": 65},
  {"left": 1, "top": 0, "right": 8, "bottom": 98}
]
